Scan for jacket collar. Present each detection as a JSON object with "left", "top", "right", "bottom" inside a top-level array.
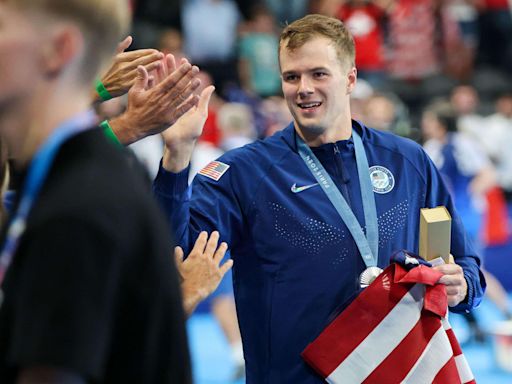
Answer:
[{"left": 279, "top": 119, "right": 369, "bottom": 152}]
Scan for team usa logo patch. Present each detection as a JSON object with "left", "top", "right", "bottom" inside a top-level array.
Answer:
[
  {"left": 198, "top": 161, "right": 230, "bottom": 181},
  {"left": 369, "top": 165, "right": 395, "bottom": 194}
]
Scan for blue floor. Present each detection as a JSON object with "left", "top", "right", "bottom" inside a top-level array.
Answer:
[{"left": 188, "top": 295, "right": 512, "bottom": 383}]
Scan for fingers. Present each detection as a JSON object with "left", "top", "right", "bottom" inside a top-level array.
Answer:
[
  {"left": 219, "top": 259, "right": 234, "bottom": 276},
  {"left": 117, "top": 48, "right": 160, "bottom": 61},
  {"left": 157, "top": 62, "right": 198, "bottom": 95},
  {"left": 204, "top": 231, "right": 220, "bottom": 257},
  {"left": 197, "top": 85, "right": 215, "bottom": 112},
  {"left": 191, "top": 231, "right": 208, "bottom": 255},
  {"left": 437, "top": 274, "right": 462, "bottom": 286},
  {"left": 174, "top": 246, "right": 184, "bottom": 265},
  {"left": 116, "top": 35, "right": 132, "bottom": 53},
  {"left": 172, "top": 94, "right": 200, "bottom": 121},
  {"left": 133, "top": 51, "right": 165, "bottom": 67},
  {"left": 132, "top": 65, "right": 149, "bottom": 92},
  {"left": 213, "top": 242, "right": 228, "bottom": 264},
  {"left": 147, "top": 76, "right": 155, "bottom": 89},
  {"left": 172, "top": 77, "right": 202, "bottom": 107},
  {"left": 145, "top": 60, "right": 162, "bottom": 74},
  {"left": 166, "top": 54, "right": 177, "bottom": 73}
]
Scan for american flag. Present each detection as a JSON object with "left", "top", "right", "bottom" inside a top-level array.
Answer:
[
  {"left": 302, "top": 262, "right": 475, "bottom": 384},
  {"left": 198, "top": 161, "right": 230, "bottom": 181}
]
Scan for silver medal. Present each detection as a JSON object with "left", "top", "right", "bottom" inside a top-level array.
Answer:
[{"left": 359, "top": 266, "right": 383, "bottom": 288}]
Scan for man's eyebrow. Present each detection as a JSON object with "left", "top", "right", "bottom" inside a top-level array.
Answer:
[
  {"left": 309, "top": 67, "right": 330, "bottom": 72},
  {"left": 282, "top": 67, "right": 330, "bottom": 75}
]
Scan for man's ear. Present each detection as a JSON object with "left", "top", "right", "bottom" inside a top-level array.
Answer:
[
  {"left": 346, "top": 67, "right": 357, "bottom": 95},
  {"left": 40, "top": 24, "right": 84, "bottom": 78}
]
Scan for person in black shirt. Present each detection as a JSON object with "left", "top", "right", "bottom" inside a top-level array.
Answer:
[{"left": 0, "top": 0, "right": 220, "bottom": 383}]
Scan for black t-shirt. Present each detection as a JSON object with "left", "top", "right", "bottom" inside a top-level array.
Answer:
[{"left": 0, "top": 128, "right": 191, "bottom": 384}]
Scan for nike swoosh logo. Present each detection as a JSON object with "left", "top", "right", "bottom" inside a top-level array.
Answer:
[{"left": 291, "top": 183, "right": 319, "bottom": 193}]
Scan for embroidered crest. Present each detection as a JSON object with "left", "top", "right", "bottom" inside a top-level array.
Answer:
[
  {"left": 369, "top": 165, "right": 395, "bottom": 194},
  {"left": 198, "top": 161, "right": 230, "bottom": 181}
]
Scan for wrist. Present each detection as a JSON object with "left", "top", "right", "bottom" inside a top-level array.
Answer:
[
  {"left": 162, "top": 141, "right": 195, "bottom": 173},
  {"left": 95, "top": 78, "right": 113, "bottom": 101},
  {"left": 181, "top": 283, "right": 208, "bottom": 317},
  {"left": 100, "top": 120, "right": 122, "bottom": 147},
  {"left": 108, "top": 113, "right": 140, "bottom": 146}
]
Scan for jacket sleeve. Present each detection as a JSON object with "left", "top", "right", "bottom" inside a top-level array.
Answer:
[
  {"left": 422, "top": 151, "right": 486, "bottom": 313},
  {"left": 152, "top": 160, "right": 245, "bottom": 255}
]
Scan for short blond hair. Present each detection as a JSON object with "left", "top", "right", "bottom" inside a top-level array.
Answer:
[
  {"left": 279, "top": 14, "right": 355, "bottom": 69},
  {"left": 6, "top": 0, "right": 130, "bottom": 84}
]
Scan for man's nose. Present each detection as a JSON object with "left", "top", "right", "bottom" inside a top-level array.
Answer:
[{"left": 298, "top": 76, "right": 314, "bottom": 96}]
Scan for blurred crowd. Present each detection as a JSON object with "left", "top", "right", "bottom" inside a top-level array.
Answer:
[{"left": 104, "top": 0, "right": 512, "bottom": 245}]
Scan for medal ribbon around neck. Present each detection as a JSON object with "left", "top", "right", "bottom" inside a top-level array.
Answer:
[
  {"left": 296, "top": 128, "right": 379, "bottom": 269},
  {"left": 0, "top": 110, "right": 97, "bottom": 286}
]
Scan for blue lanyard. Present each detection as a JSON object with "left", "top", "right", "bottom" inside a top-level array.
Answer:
[
  {"left": 0, "top": 110, "right": 97, "bottom": 285},
  {"left": 296, "top": 129, "right": 379, "bottom": 268}
]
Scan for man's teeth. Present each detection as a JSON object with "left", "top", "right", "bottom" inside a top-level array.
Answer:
[{"left": 299, "top": 102, "right": 321, "bottom": 109}]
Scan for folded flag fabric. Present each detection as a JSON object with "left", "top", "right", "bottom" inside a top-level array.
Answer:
[{"left": 302, "top": 256, "right": 475, "bottom": 384}]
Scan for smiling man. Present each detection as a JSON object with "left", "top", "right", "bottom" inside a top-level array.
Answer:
[{"left": 154, "top": 14, "right": 486, "bottom": 383}]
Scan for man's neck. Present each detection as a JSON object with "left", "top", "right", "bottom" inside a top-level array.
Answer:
[
  {"left": 0, "top": 89, "right": 91, "bottom": 167},
  {"left": 295, "top": 116, "right": 353, "bottom": 147}
]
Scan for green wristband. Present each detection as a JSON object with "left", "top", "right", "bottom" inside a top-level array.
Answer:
[
  {"left": 100, "top": 120, "right": 122, "bottom": 147},
  {"left": 95, "top": 79, "right": 113, "bottom": 101}
]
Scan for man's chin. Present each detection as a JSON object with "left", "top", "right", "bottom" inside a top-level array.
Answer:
[{"left": 297, "top": 122, "right": 326, "bottom": 136}]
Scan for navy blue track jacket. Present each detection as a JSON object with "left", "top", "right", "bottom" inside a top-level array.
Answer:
[{"left": 153, "top": 121, "right": 485, "bottom": 383}]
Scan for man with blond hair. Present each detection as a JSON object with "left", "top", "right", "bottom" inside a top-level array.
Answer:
[
  {"left": 0, "top": 1, "right": 217, "bottom": 383},
  {"left": 155, "top": 14, "right": 485, "bottom": 382}
]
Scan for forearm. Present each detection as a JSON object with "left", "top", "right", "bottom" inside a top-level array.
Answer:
[
  {"left": 153, "top": 163, "right": 192, "bottom": 246},
  {"left": 162, "top": 142, "right": 196, "bottom": 173}
]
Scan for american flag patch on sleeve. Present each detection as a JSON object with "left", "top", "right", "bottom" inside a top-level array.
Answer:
[{"left": 198, "top": 161, "right": 230, "bottom": 181}]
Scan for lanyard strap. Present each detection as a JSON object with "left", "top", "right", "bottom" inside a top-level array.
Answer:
[
  {"left": 0, "top": 110, "right": 96, "bottom": 285},
  {"left": 296, "top": 128, "right": 379, "bottom": 268}
]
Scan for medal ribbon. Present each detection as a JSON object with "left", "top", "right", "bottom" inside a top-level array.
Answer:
[
  {"left": 296, "top": 128, "right": 379, "bottom": 268},
  {"left": 0, "top": 110, "right": 97, "bottom": 286}
]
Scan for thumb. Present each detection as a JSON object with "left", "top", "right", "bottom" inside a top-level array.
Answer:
[
  {"left": 197, "top": 85, "right": 215, "bottom": 113},
  {"left": 174, "top": 246, "right": 184, "bottom": 265},
  {"left": 116, "top": 36, "right": 132, "bottom": 53},
  {"left": 132, "top": 65, "right": 149, "bottom": 92}
]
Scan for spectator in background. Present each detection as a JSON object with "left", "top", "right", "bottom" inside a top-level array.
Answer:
[
  {"left": 261, "top": 96, "right": 293, "bottom": 137},
  {"left": 450, "top": 84, "right": 486, "bottom": 142},
  {"left": 182, "top": 0, "right": 241, "bottom": 96},
  {"left": 335, "top": 0, "right": 393, "bottom": 89},
  {"left": 362, "top": 92, "right": 413, "bottom": 137},
  {"left": 421, "top": 101, "right": 512, "bottom": 332},
  {"left": 217, "top": 103, "right": 257, "bottom": 151},
  {"left": 477, "top": 0, "right": 512, "bottom": 73},
  {"left": 264, "top": 0, "right": 309, "bottom": 24},
  {"left": 484, "top": 93, "right": 512, "bottom": 200},
  {"left": 385, "top": 0, "right": 467, "bottom": 118},
  {"left": 238, "top": 5, "right": 282, "bottom": 98},
  {"left": 131, "top": 0, "right": 182, "bottom": 49},
  {"left": 421, "top": 102, "right": 496, "bottom": 240},
  {"left": 349, "top": 77, "right": 374, "bottom": 121},
  {"left": 158, "top": 27, "right": 186, "bottom": 62}
]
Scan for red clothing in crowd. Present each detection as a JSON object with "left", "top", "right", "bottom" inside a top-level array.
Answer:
[
  {"left": 337, "top": 3, "right": 386, "bottom": 71},
  {"left": 484, "top": 0, "right": 510, "bottom": 10}
]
